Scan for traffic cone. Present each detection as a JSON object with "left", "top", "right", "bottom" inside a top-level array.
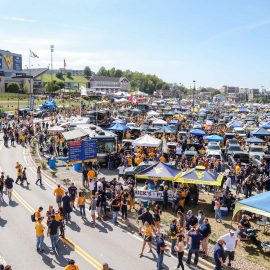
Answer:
[{"left": 66, "top": 164, "right": 69, "bottom": 170}]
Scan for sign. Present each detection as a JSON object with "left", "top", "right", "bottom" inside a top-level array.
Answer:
[
  {"left": 0, "top": 50, "right": 22, "bottom": 73},
  {"left": 29, "top": 96, "right": 35, "bottom": 110},
  {"left": 134, "top": 189, "right": 174, "bottom": 202},
  {"left": 13, "top": 55, "right": 22, "bottom": 71},
  {"left": 68, "top": 140, "right": 97, "bottom": 164},
  {"left": 0, "top": 54, "right": 2, "bottom": 70}
]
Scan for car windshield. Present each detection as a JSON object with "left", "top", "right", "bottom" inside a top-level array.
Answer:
[
  {"left": 229, "top": 146, "right": 241, "bottom": 151},
  {"left": 208, "top": 145, "right": 220, "bottom": 150},
  {"left": 250, "top": 147, "right": 264, "bottom": 152}
]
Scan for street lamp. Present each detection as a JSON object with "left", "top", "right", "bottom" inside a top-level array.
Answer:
[
  {"left": 193, "top": 80, "right": 196, "bottom": 112},
  {"left": 50, "top": 45, "right": 54, "bottom": 82}
]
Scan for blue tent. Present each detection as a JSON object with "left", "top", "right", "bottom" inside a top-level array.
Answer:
[
  {"left": 112, "top": 119, "right": 127, "bottom": 124},
  {"left": 246, "top": 137, "right": 265, "bottom": 143},
  {"left": 227, "top": 120, "right": 242, "bottom": 128},
  {"left": 233, "top": 192, "right": 270, "bottom": 218},
  {"left": 190, "top": 129, "right": 206, "bottom": 136},
  {"left": 169, "top": 120, "right": 179, "bottom": 125},
  {"left": 107, "top": 123, "right": 129, "bottom": 132},
  {"left": 204, "top": 134, "right": 224, "bottom": 142},
  {"left": 136, "top": 162, "right": 181, "bottom": 181},
  {"left": 261, "top": 121, "right": 270, "bottom": 129},
  {"left": 155, "top": 126, "right": 175, "bottom": 133},
  {"left": 40, "top": 101, "right": 57, "bottom": 110},
  {"left": 239, "top": 107, "right": 247, "bottom": 113},
  {"left": 252, "top": 127, "right": 270, "bottom": 137}
]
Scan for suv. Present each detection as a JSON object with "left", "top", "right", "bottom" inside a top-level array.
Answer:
[
  {"left": 249, "top": 145, "right": 265, "bottom": 159},
  {"left": 124, "top": 161, "right": 156, "bottom": 180},
  {"left": 228, "top": 151, "right": 250, "bottom": 166}
]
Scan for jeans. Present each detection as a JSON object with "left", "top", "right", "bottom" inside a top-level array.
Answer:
[
  {"left": 187, "top": 248, "right": 199, "bottom": 265},
  {"left": 79, "top": 205, "right": 86, "bottom": 216},
  {"left": 36, "top": 236, "right": 44, "bottom": 250},
  {"left": 112, "top": 211, "right": 119, "bottom": 224},
  {"left": 171, "top": 238, "right": 177, "bottom": 254},
  {"left": 157, "top": 253, "right": 164, "bottom": 270},
  {"left": 215, "top": 209, "right": 221, "bottom": 220},
  {"left": 50, "top": 234, "right": 58, "bottom": 250}
]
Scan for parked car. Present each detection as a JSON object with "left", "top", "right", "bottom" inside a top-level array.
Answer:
[
  {"left": 183, "top": 150, "right": 198, "bottom": 160},
  {"left": 249, "top": 145, "right": 265, "bottom": 159},
  {"left": 123, "top": 161, "right": 156, "bottom": 180},
  {"left": 228, "top": 151, "right": 250, "bottom": 166}
]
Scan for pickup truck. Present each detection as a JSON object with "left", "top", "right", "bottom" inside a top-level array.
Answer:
[{"left": 228, "top": 151, "right": 250, "bottom": 166}]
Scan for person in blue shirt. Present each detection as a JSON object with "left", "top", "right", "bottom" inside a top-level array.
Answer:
[
  {"left": 214, "top": 239, "right": 225, "bottom": 270},
  {"left": 186, "top": 227, "right": 203, "bottom": 267},
  {"left": 199, "top": 218, "right": 211, "bottom": 257},
  {"left": 156, "top": 233, "right": 166, "bottom": 270}
]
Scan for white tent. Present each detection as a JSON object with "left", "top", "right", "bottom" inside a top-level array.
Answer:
[
  {"left": 133, "top": 134, "right": 162, "bottom": 147},
  {"left": 47, "top": 126, "right": 65, "bottom": 133},
  {"left": 147, "top": 110, "right": 160, "bottom": 117},
  {"left": 116, "top": 98, "right": 129, "bottom": 103},
  {"left": 152, "top": 119, "right": 168, "bottom": 126}
]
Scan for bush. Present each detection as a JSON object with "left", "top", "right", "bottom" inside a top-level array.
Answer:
[
  {"left": 56, "top": 72, "right": 64, "bottom": 80},
  {"left": 7, "top": 82, "right": 20, "bottom": 93}
]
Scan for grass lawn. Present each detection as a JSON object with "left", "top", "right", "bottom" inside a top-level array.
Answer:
[
  {"left": 37, "top": 73, "right": 88, "bottom": 87},
  {"left": 158, "top": 192, "right": 270, "bottom": 269}
]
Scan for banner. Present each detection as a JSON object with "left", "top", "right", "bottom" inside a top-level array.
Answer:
[
  {"left": 0, "top": 54, "right": 2, "bottom": 70},
  {"left": 13, "top": 55, "right": 22, "bottom": 71},
  {"left": 68, "top": 140, "right": 97, "bottom": 164},
  {"left": 29, "top": 96, "right": 35, "bottom": 110},
  {"left": 134, "top": 189, "right": 174, "bottom": 202}
]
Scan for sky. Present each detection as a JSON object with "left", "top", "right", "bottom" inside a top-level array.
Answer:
[{"left": 1, "top": 0, "right": 270, "bottom": 89}]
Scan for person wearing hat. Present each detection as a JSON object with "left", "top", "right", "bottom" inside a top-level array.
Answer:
[
  {"left": 220, "top": 230, "right": 238, "bottom": 267},
  {"left": 214, "top": 238, "right": 225, "bottom": 270}
]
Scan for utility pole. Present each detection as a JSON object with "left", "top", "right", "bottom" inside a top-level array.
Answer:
[
  {"left": 193, "top": 80, "right": 196, "bottom": 112},
  {"left": 50, "top": 45, "right": 54, "bottom": 82}
]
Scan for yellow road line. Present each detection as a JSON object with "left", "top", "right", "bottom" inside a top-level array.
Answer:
[{"left": 13, "top": 190, "right": 102, "bottom": 269}]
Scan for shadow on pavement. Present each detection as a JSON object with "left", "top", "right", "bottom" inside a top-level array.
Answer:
[
  {"left": 0, "top": 217, "right": 7, "bottom": 227},
  {"left": 65, "top": 220, "right": 81, "bottom": 232},
  {"left": 9, "top": 200, "right": 18, "bottom": 207}
]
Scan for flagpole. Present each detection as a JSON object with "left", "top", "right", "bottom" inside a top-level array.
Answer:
[{"left": 29, "top": 50, "right": 32, "bottom": 99}]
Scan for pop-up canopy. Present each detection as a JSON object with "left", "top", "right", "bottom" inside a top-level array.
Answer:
[{"left": 133, "top": 134, "right": 162, "bottom": 147}]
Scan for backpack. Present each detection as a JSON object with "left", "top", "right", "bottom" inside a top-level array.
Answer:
[{"left": 31, "top": 213, "right": 36, "bottom": 222}]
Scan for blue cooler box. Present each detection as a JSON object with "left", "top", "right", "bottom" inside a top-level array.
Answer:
[
  {"left": 220, "top": 207, "right": 228, "bottom": 217},
  {"left": 141, "top": 200, "right": 149, "bottom": 208}
]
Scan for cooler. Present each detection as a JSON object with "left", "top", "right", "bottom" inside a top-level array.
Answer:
[
  {"left": 49, "top": 159, "right": 56, "bottom": 170},
  {"left": 220, "top": 207, "right": 229, "bottom": 217},
  {"left": 74, "top": 163, "right": 81, "bottom": 172},
  {"left": 141, "top": 200, "right": 149, "bottom": 208}
]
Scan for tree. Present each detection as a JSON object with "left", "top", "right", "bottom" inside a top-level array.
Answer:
[
  {"left": 114, "top": 69, "right": 123, "bottom": 77},
  {"left": 97, "top": 66, "right": 108, "bottom": 76},
  {"left": 66, "top": 71, "right": 72, "bottom": 78},
  {"left": 23, "top": 84, "right": 30, "bottom": 93},
  {"left": 56, "top": 72, "right": 64, "bottom": 80},
  {"left": 56, "top": 81, "right": 65, "bottom": 89},
  {"left": 45, "top": 81, "right": 60, "bottom": 93},
  {"left": 83, "top": 66, "right": 91, "bottom": 77},
  {"left": 109, "top": 67, "right": 116, "bottom": 77},
  {"left": 7, "top": 82, "right": 20, "bottom": 93}
]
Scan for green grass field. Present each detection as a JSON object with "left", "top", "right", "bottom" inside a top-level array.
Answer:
[{"left": 37, "top": 73, "right": 88, "bottom": 87}]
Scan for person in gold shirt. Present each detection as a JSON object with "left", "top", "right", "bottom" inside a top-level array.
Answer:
[
  {"left": 235, "top": 164, "right": 241, "bottom": 175},
  {"left": 77, "top": 192, "right": 86, "bottom": 218},
  {"left": 54, "top": 184, "right": 65, "bottom": 207},
  {"left": 140, "top": 221, "right": 153, "bottom": 257},
  {"left": 135, "top": 155, "right": 142, "bottom": 165},
  {"left": 159, "top": 155, "right": 166, "bottom": 162},
  {"left": 64, "top": 259, "right": 79, "bottom": 270},
  {"left": 35, "top": 217, "right": 45, "bottom": 252}
]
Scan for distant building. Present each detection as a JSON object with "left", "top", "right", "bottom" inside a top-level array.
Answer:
[
  {"left": 248, "top": 88, "right": 260, "bottom": 101},
  {"left": 87, "top": 75, "right": 130, "bottom": 93}
]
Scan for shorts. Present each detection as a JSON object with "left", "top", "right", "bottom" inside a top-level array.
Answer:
[
  {"left": 7, "top": 188, "right": 13, "bottom": 193},
  {"left": 56, "top": 196, "right": 62, "bottom": 203},
  {"left": 225, "top": 251, "right": 235, "bottom": 261},
  {"left": 119, "top": 174, "right": 124, "bottom": 178},
  {"left": 201, "top": 238, "right": 209, "bottom": 250},
  {"left": 91, "top": 210, "right": 96, "bottom": 216},
  {"left": 144, "top": 235, "right": 152, "bottom": 242},
  {"left": 96, "top": 207, "right": 101, "bottom": 214}
]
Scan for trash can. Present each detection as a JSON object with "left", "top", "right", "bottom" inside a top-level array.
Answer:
[
  {"left": 74, "top": 163, "right": 81, "bottom": 172},
  {"left": 49, "top": 159, "right": 56, "bottom": 170},
  {"left": 221, "top": 207, "right": 229, "bottom": 217}
]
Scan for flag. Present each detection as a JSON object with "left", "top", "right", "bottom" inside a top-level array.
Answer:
[
  {"left": 64, "top": 59, "right": 67, "bottom": 70},
  {"left": 29, "top": 50, "right": 39, "bottom": 58},
  {"left": 129, "top": 95, "right": 133, "bottom": 101}
]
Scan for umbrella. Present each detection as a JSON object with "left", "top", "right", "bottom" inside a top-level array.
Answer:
[
  {"left": 252, "top": 127, "right": 270, "bottom": 137},
  {"left": 204, "top": 134, "right": 224, "bottom": 142},
  {"left": 112, "top": 119, "right": 127, "bottom": 124},
  {"left": 246, "top": 137, "right": 265, "bottom": 143},
  {"left": 261, "top": 121, "right": 270, "bottom": 129},
  {"left": 227, "top": 120, "right": 242, "bottom": 128},
  {"left": 190, "top": 129, "right": 206, "bottom": 136}
]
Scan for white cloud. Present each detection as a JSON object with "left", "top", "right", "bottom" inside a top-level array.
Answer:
[{"left": 0, "top": 16, "right": 36, "bottom": 23}]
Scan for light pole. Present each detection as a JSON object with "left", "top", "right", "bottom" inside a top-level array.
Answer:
[
  {"left": 193, "top": 80, "right": 196, "bottom": 112},
  {"left": 50, "top": 45, "right": 54, "bottom": 82}
]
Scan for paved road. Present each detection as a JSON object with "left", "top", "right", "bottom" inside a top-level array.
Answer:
[{"left": 0, "top": 140, "right": 191, "bottom": 270}]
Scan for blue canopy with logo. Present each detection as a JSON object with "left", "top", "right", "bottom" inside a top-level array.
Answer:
[{"left": 204, "top": 134, "right": 224, "bottom": 142}]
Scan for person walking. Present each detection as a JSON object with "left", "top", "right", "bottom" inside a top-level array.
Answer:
[
  {"left": 5, "top": 176, "right": 14, "bottom": 201},
  {"left": 62, "top": 192, "right": 72, "bottom": 221},
  {"left": 15, "top": 162, "right": 22, "bottom": 184},
  {"left": 54, "top": 184, "right": 64, "bottom": 208},
  {"left": 214, "top": 197, "right": 223, "bottom": 224},
  {"left": 77, "top": 192, "right": 86, "bottom": 218},
  {"left": 175, "top": 234, "right": 185, "bottom": 270},
  {"left": 47, "top": 215, "right": 61, "bottom": 252},
  {"left": 35, "top": 217, "right": 45, "bottom": 252},
  {"left": 170, "top": 219, "right": 178, "bottom": 256},
  {"left": 140, "top": 221, "right": 153, "bottom": 257},
  {"left": 68, "top": 183, "right": 77, "bottom": 210},
  {"left": 156, "top": 232, "right": 166, "bottom": 270},
  {"left": 186, "top": 227, "right": 203, "bottom": 268},
  {"left": 214, "top": 239, "right": 225, "bottom": 270},
  {"left": 221, "top": 230, "right": 238, "bottom": 267},
  {"left": 35, "top": 166, "right": 43, "bottom": 185},
  {"left": 21, "top": 168, "right": 30, "bottom": 185},
  {"left": 90, "top": 195, "right": 97, "bottom": 224},
  {"left": 199, "top": 218, "right": 211, "bottom": 258}
]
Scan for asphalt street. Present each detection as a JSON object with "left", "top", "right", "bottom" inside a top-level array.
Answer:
[{"left": 0, "top": 139, "right": 193, "bottom": 270}]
